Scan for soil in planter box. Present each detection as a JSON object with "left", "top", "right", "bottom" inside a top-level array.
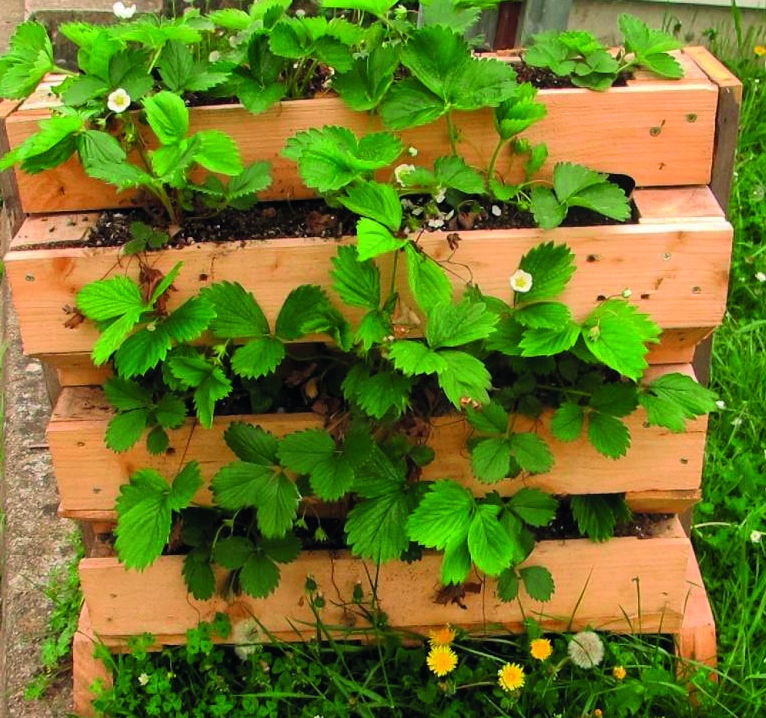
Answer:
[
  {"left": 513, "top": 62, "right": 632, "bottom": 89},
  {"left": 30, "top": 195, "right": 636, "bottom": 252},
  {"left": 89, "top": 503, "right": 671, "bottom": 561}
]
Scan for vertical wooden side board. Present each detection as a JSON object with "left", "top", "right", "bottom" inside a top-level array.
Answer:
[{"left": 683, "top": 47, "right": 742, "bottom": 389}]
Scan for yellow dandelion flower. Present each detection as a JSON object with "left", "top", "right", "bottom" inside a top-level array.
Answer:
[
  {"left": 754, "top": 45, "right": 766, "bottom": 56},
  {"left": 429, "top": 625, "right": 456, "bottom": 647},
  {"left": 427, "top": 646, "right": 458, "bottom": 677},
  {"left": 613, "top": 665, "right": 627, "bottom": 680},
  {"left": 530, "top": 638, "right": 553, "bottom": 661},
  {"left": 594, "top": 710, "right": 603, "bottom": 717},
  {"left": 497, "top": 662, "right": 525, "bottom": 692}
]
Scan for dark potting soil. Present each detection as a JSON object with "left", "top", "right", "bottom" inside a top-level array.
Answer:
[
  {"left": 91, "top": 504, "right": 670, "bottom": 562},
  {"left": 24, "top": 195, "right": 636, "bottom": 252}
]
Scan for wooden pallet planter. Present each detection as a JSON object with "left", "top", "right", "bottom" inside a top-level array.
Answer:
[
  {"left": 49, "top": 370, "right": 707, "bottom": 519},
  {"left": 1, "top": 49, "right": 720, "bottom": 216},
  {"left": 3, "top": 186, "right": 731, "bottom": 378},
  {"left": 0, "top": 41, "right": 737, "bottom": 718}
]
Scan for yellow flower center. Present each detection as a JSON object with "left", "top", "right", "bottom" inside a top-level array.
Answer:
[
  {"left": 613, "top": 665, "right": 627, "bottom": 680},
  {"left": 498, "top": 662, "right": 525, "bottom": 692},
  {"left": 754, "top": 45, "right": 766, "bottom": 56},
  {"left": 429, "top": 626, "right": 456, "bottom": 647},
  {"left": 427, "top": 646, "right": 458, "bottom": 677},
  {"left": 530, "top": 638, "right": 553, "bottom": 660}
]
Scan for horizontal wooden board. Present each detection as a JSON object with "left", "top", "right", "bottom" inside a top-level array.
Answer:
[
  {"left": 48, "top": 366, "right": 707, "bottom": 514},
  {"left": 2, "top": 48, "right": 721, "bottom": 214},
  {"left": 5, "top": 216, "right": 732, "bottom": 358},
  {"left": 80, "top": 517, "right": 691, "bottom": 639}
]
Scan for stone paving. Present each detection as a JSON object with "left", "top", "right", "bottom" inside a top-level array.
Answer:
[{"left": 0, "top": 211, "right": 75, "bottom": 718}]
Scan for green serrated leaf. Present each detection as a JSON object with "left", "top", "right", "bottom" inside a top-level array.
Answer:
[
  {"left": 441, "top": 540, "right": 472, "bottom": 585},
  {"left": 438, "top": 350, "right": 492, "bottom": 408},
  {"left": 114, "top": 469, "right": 172, "bottom": 570},
  {"left": 224, "top": 422, "right": 279, "bottom": 465},
  {"left": 638, "top": 372, "right": 716, "bottom": 432},
  {"left": 143, "top": 90, "right": 189, "bottom": 145},
  {"left": 508, "top": 488, "right": 557, "bottom": 527},
  {"left": 356, "top": 218, "right": 407, "bottom": 262},
  {"left": 515, "top": 302, "right": 572, "bottom": 330},
  {"left": 232, "top": 337, "right": 285, "bottom": 379},
  {"left": 590, "top": 383, "right": 638, "bottom": 417},
  {"left": 405, "top": 244, "right": 452, "bottom": 316},
  {"left": 146, "top": 425, "right": 170, "bottom": 455},
  {"left": 509, "top": 432, "right": 554, "bottom": 473},
  {"left": 330, "top": 244, "right": 381, "bottom": 311},
  {"left": 466, "top": 401, "right": 509, "bottom": 434},
  {"left": 468, "top": 503, "right": 513, "bottom": 576},
  {"left": 239, "top": 552, "right": 280, "bottom": 598},
  {"left": 338, "top": 179, "right": 402, "bottom": 232},
  {"left": 587, "top": 411, "right": 631, "bottom": 458},
  {"left": 426, "top": 299, "right": 498, "bottom": 349},
  {"left": 583, "top": 299, "right": 660, "bottom": 380},
  {"left": 518, "top": 242, "right": 576, "bottom": 303},
  {"left": 407, "top": 480, "right": 474, "bottom": 550},
  {"left": 571, "top": 494, "right": 632, "bottom": 542},
  {"left": 213, "top": 536, "right": 255, "bottom": 570},
  {"left": 550, "top": 402, "right": 584, "bottom": 442},
  {"left": 471, "top": 436, "right": 511, "bottom": 484},
  {"left": 519, "top": 565, "right": 554, "bottom": 601},
  {"left": 497, "top": 568, "right": 520, "bottom": 602},
  {"left": 106, "top": 409, "right": 150, "bottom": 453},
  {"left": 203, "top": 281, "right": 269, "bottom": 338},
  {"left": 169, "top": 462, "right": 202, "bottom": 511},
  {"left": 104, "top": 377, "right": 152, "bottom": 411}
]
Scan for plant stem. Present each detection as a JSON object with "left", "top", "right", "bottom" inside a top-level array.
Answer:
[
  {"left": 487, "top": 137, "right": 509, "bottom": 183},
  {"left": 444, "top": 110, "right": 459, "bottom": 156},
  {"left": 52, "top": 65, "right": 77, "bottom": 77},
  {"left": 536, "top": 384, "right": 592, "bottom": 397},
  {"left": 297, "top": 59, "right": 318, "bottom": 98},
  {"left": 387, "top": 247, "right": 401, "bottom": 305}
]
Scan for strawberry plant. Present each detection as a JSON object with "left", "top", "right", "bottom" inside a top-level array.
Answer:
[
  {"left": 76, "top": 232, "right": 716, "bottom": 604},
  {"left": 524, "top": 15, "right": 684, "bottom": 91}
]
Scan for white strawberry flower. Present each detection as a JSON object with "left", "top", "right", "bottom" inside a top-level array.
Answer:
[
  {"left": 715, "top": 400, "right": 726, "bottom": 410},
  {"left": 112, "top": 1, "right": 137, "bottom": 19},
  {"left": 394, "top": 163, "right": 416, "bottom": 187},
  {"left": 408, "top": 146, "right": 418, "bottom": 157},
  {"left": 138, "top": 673, "right": 149, "bottom": 686},
  {"left": 751, "top": 530, "right": 763, "bottom": 544},
  {"left": 622, "top": 288, "right": 633, "bottom": 298},
  {"left": 509, "top": 269, "right": 533, "bottom": 293},
  {"left": 208, "top": 51, "right": 220, "bottom": 62},
  {"left": 756, "top": 271, "right": 766, "bottom": 282},
  {"left": 107, "top": 88, "right": 131, "bottom": 113},
  {"left": 491, "top": 204, "right": 502, "bottom": 217}
]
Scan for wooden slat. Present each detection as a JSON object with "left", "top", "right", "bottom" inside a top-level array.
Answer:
[
  {"left": 633, "top": 186, "right": 725, "bottom": 223},
  {"left": 73, "top": 605, "right": 112, "bottom": 718},
  {"left": 31, "top": 327, "right": 705, "bottom": 389},
  {"left": 683, "top": 47, "right": 743, "bottom": 101},
  {"left": 80, "top": 518, "right": 691, "bottom": 640},
  {"left": 48, "top": 367, "right": 707, "bottom": 514},
  {"left": 676, "top": 552, "right": 717, "bottom": 673},
  {"left": 5, "top": 80, "right": 718, "bottom": 214},
  {"left": 5, "top": 219, "right": 733, "bottom": 357}
]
